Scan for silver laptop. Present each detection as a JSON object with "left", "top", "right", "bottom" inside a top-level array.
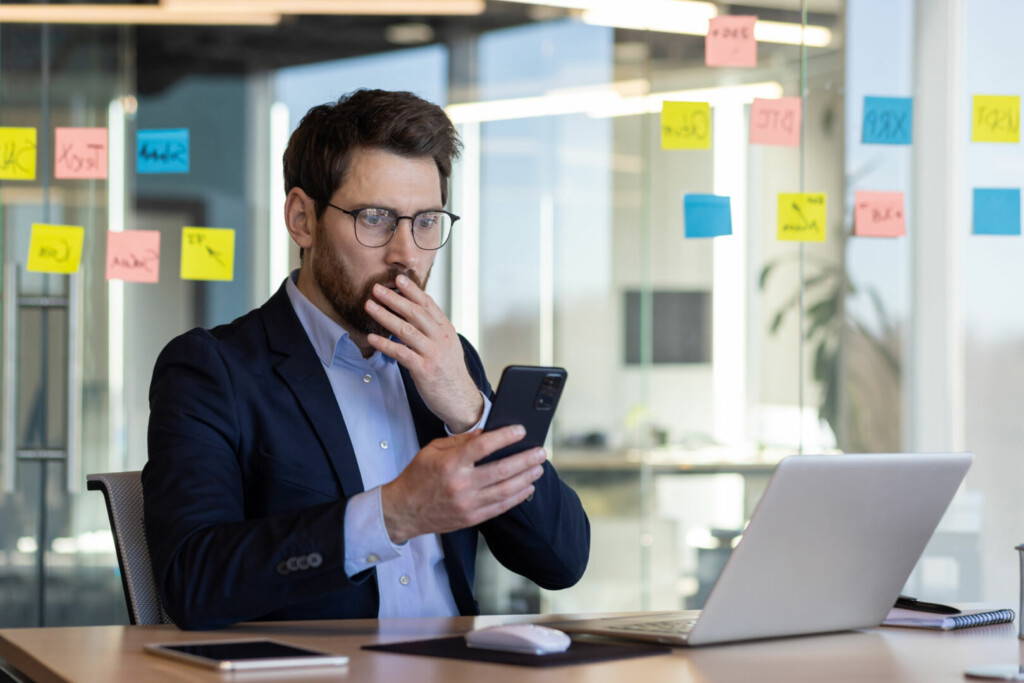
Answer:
[{"left": 559, "top": 452, "right": 972, "bottom": 646}]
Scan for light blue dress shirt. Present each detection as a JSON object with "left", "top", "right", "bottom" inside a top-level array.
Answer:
[{"left": 284, "top": 273, "right": 491, "bottom": 618}]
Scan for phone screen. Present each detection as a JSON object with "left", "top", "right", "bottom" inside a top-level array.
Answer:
[{"left": 161, "top": 641, "right": 329, "bottom": 661}]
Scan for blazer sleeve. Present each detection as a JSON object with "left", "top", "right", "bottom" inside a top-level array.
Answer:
[
  {"left": 143, "top": 329, "right": 368, "bottom": 630},
  {"left": 458, "top": 338, "right": 591, "bottom": 589}
]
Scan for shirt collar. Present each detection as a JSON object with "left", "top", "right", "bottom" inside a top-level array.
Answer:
[{"left": 284, "top": 270, "right": 395, "bottom": 369}]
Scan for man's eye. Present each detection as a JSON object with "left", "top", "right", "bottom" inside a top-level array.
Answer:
[{"left": 416, "top": 214, "right": 439, "bottom": 229}]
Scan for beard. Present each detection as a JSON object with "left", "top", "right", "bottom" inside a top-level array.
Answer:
[{"left": 310, "top": 235, "right": 429, "bottom": 337}]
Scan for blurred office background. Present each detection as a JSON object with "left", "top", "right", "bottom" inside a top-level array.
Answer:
[{"left": 0, "top": 0, "right": 1019, "bottom": 626}]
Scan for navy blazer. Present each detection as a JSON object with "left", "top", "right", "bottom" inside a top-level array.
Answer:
[{"left": 142, "top": 283, "right": 590, "bottom": 630}]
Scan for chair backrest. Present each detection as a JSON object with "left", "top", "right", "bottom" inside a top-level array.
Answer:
[{"left": 86, "top": 471, "right": 171, "bottom": 625}]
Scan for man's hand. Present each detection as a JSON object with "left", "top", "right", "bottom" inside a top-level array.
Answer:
[
  {"left": 365, "top": 274, "right": 483, "bottom": 432},
  {"left": 380, "top": 425, "right": 546, "bottom": 544}
]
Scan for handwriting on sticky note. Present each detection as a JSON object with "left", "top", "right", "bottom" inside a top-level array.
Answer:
[
  {"left": 54, "top": 127, "right": 108, "bottom": 180},
  {"left": 684, "top": 194, "right": 732, "bottom": 238},
  {"left": 181, "top": 227, "right": 234, "bottom": 281},
  {"left": 137, "top": 128, "right": 190, "bottom": 174},
  {"left": 854, "top": 191, "right": 905, "bottom": 237},
  {"left": 705, "top": 15, "right": 757, "bottom": 68},
  {"left": 27, "top": 223, "right": 85, "bottom": 274},
  {"left": 0, "top": 127, "right": 38, "bottom": 180},
  {"left": 777, "top": 193, "right": 826, "bottom": 242},
  {"left": 106, "top": 230, "right": 161, "bottom": 282},
  {"left": 749, "top": 97, "right": 801, "bottom": 146},
  {"left": 972, "top": 95, "right": 1020, "bottom": 143},
  {"left": 661, "top": 102, "right": 712, "bottom": 150},
  {"left": 973, "top": 188, "right": 1021, "bottom": 235},
  {"left": 862, "top": 97, "right": 913, "bottom": 145}
]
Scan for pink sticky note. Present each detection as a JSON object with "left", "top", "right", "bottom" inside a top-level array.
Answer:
[
  {"left": 854, "top": 191, "right": 906, "bottom": 237},
  {"left": 706, "top": 16, "right": 757, "bottom": 68},
  {"left": 54, "top": 127, "right": 108, "bottom": 180},
  {"left": 106, "top": 230, "right": 161, "bottom": 282},
  {"left": 749, "top": 97, "right": 802, "bottom": 146}
]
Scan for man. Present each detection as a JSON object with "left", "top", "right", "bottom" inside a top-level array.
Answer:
[{"left": 142, "top": 89, "right": 590, "bottom": 630}]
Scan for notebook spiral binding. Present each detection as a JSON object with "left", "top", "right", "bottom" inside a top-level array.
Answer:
[{"left": 949, "top": 609, "right": 1015, "bottom": 629}]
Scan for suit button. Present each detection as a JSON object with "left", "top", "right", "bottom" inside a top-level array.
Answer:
[
  {"left": 276, "top": 561, "right": 289, "bottom": 576},
  {"left": 308, "top": 552, "right": 322, "bottom": 568},
  {"left": 399, "top": 575, "right": 410, "bottom": 586},
  {"left": 296, "top": 556, "right": 310, "bottom": 570},
  {"left": 286, "top": 557, "right": 299, "bottom": 572}
]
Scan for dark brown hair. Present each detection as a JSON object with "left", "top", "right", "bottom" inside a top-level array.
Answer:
[{"left": 283, "top": 89, "right": 462, "bottom": 216}]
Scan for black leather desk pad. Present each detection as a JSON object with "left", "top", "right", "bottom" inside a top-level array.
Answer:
[{"left": 362, "top": 635, "right": 671, "bottom": 667}]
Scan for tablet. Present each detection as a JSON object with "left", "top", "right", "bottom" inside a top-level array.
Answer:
[{"left": 143, "top": 640, "right": 349, "bottom": 671}]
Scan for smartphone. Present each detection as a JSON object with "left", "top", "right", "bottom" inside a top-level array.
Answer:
[
  {"left": 143, "top": 640, "right": 349, "bottom": 671},
  {"left": 479, "top": 365, "right": 567, "bottom": 465}
]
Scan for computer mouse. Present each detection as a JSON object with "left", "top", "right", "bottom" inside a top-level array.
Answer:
[{"left": 464, "top": 623, "right": 572, "bottom": 655}]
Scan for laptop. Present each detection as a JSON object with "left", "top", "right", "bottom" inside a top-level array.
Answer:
[{"left": 558, "top": 452, "right": 972, "bottom": 646}]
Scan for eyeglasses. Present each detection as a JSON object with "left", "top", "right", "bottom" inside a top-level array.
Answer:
[{"left": 326, "top": 203, "right": 458, "bottom": 250}]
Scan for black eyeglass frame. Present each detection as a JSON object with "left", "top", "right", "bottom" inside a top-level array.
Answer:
[{"left": 326, "top": 202, "right": 459, "bottom": 250}]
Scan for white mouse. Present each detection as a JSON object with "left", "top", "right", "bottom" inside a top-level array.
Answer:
[{"left": 464, "top": 623, "right": 572, "bottom": 655}]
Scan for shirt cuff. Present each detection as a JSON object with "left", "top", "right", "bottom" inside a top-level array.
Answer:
[
  {"left": 343, "top": 487, "right": 404, "bottom": 578},
  {"left": 445, "top": 391, "right": 492, "bottom": 436}
]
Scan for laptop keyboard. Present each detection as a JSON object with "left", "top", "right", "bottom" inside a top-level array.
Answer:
[{"left": 616, "top": 619, "right": 698, "bottom": 634}]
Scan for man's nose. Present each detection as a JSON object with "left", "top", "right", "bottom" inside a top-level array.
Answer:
[{"left": 384, "top": 218, "right": 421, "bottom": 269}]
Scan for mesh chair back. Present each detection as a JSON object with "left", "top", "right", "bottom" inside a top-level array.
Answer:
[{"left": 86, "top": 471, "right": 171, "bottom": 625}]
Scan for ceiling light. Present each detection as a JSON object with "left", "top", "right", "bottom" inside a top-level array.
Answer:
[
  {"left": 386, "top": 22, "right": 435, "bottom": 45},
  {"left": 161, "top": 0, "right": 485, "bottom": 15},
  {"left": 0, "top": 4, "right": 280, "bottom": 25}
]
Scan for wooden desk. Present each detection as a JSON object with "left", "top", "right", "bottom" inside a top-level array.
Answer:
[{"left": 1, "top": 614, "right": 1021, "bottom": 682}]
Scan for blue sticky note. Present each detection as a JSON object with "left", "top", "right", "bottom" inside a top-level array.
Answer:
[
  {"left": 862, "top": 96, "right": 913, "bottom": 145},
  {"left": 684, "top": 194, "right": 732, "bottom": 238},
  {"left": 973, "top": 188, "right": 1021, "bottom": 235},
  {"left": 137, "top": 128, "right": 190, "bottom": 174}
]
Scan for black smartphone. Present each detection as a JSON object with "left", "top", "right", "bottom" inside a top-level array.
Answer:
[{"left": 478, "top": 365, "right": 567, "bottom": 465}]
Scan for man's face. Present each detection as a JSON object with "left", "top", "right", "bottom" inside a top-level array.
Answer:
[{"left": 309, "top": 147, "right": 440, "bottom": 336}]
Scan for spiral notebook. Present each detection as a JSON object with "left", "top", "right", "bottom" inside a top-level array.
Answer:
[{"left": 882, "top": 607, "right": 1015, "bottom": 631}]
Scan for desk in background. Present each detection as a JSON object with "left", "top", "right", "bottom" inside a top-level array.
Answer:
[{"left": 0, "top": 614, "right": 1021, "bottom": 682}]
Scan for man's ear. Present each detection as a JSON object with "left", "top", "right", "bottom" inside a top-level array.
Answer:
[{"left": 284, "top": 187, "right": 316, "bottom": 251}]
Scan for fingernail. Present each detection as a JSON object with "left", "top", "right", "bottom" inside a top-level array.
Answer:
[
  {"left": 514, "top": 425, "right": 526, "bottom": 437},
  {"left": 397, "top": 274, "right": 409, "bottom": 285},
  {"left": 365, "top": 299, "right": 378, "bottom": 309},
  {"left": 532, "top": 466, "right": 544, "bottom": 478},
  {"left": 533, "top": 449, "right": 547, "bottom": 463}
]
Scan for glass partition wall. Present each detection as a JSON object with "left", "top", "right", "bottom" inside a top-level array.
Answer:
[{"left": 1, "top": 0, "right": 1018, "bottom": 626}]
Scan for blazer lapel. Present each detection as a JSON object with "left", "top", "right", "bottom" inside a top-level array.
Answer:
[{"left": 260, "top": 283, "right": 364, "bottom": 500}]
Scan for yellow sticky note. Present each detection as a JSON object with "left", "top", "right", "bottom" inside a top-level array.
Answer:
[
  {"left": 0, "top": 127, "right": 38, "bottom": 180},
  {"left": 181, "top": 227, "right": 235, "bottom": 281},
  {"left": 777, "top": 193, "right": 827, "bottom": 242},
  {"left": 972, "top": 95, "right": 1020, "bottom": 142},
  {"left": 661, "top": 102, "right": 712, "bottom": 150},
  {"left": 27, "top": 223, "right": 85, "bottom": 274}
]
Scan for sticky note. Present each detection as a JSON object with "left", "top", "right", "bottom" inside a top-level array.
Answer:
[
  {"left": 749, "top": 97, "right": 801, "bottom": 147},
  {"left": 684, "top": 194, "right": 732, "bottom": 238},
  {"left": 861, "top": 97, "right": 913, "bottom": 145},
  {"left": 661, "top": 102, "right": 712, "bottom": 150},
  {"left": 106, "top": 230, "right": 161, "bottom": 282},
  {"left": 27, "top": 223, "right": 85, "bottom": 274},
  {"left": 854, "top": 191, "right": 906, "bottom": 237},
  {"left": 0, "top": 127, "right": 37, "bottom": 180},
  {"left": 777, "top": 193, "right": 826, "bottom": 242},
  {"left": 181, "top": 227, "right": 234, "bottom": 281},
  {"left": 972, "top": 95, "right": 1020, "bottom": 143},
  {"left": 972, "top": 188, "right": 1021, "bottom": 235},
  {"left": 705, "top": 15, "right": 757, "bottom": 68},
  {"left": 137, "top": 128, "right": 190, "bottom": 174},
  {"left": 54, "top": 127, "right": 108, "bottom": 180}
]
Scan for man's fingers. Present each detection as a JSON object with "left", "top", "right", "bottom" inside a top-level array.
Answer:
[
  {"left": 396, "top": 274, "right": 448, "bottom": 327},
  {"left": 365, "top": 299, "right": 430, "bottom": 352},
  {"left": 477, "top": 462, "right": 544, "bottom": 506},
  {"left": 473, "top": 448, "right": 545, "bottom": 488},
  {"left": 460, "top": 425, "right": 526, "bottom": 464},
  {"left": 371, "top": 283, "right": 437, "bottom": 337},
  {"left": 366, "top": 333, "right": 420, "bottom": 367},
  {"left": 471, "top": 485, "right": 536, "bottom": 525}
]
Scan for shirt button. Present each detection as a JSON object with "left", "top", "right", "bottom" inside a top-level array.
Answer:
[
  {"left": 399, "top": 575, "right": 411, "bottom": 586},
  {"left": 379, "top": 440, "right": 389, "bottom": 450},
  {"left": 367, "top": 554, "right": 380, "bottom": 563},
  {"left": 363, "top": 374, "right": 372, "bottom": 383}
]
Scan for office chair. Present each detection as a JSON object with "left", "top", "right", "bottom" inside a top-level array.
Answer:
[{"left": 86, "top": 471, "right": 171, "bottom": 625}]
